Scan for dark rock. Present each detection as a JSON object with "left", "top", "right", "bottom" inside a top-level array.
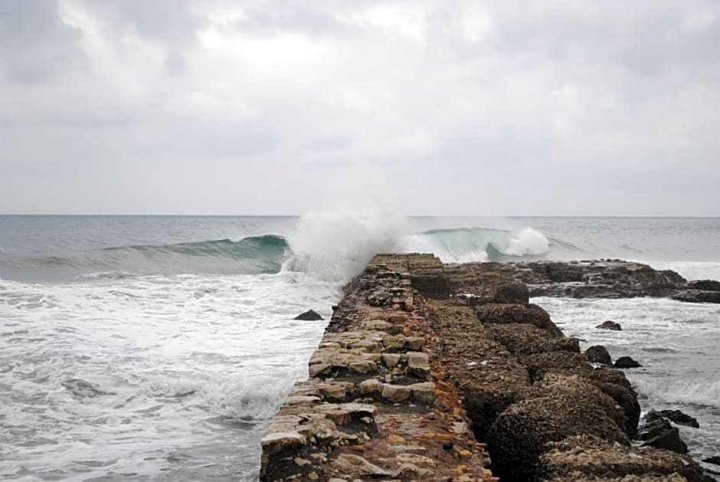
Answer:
[
  {"left": 475, "top": 303, "right": 564, "bottom": 336},
  {"left": 655, "top": 409, "right": 700, "bottom": 428},
  {"left": 540, "top": 435, "right": 707, "bottom": 482},
  {"left": 430, "top": 301, "right": 531, "bottom": 441},
  {"left": 519, "top": 351, "right": 592, "bottom": 382},
  {"left": 487, "top": 374, "right": 629, "bottom": 481},
  {"left": 642, "top": 425, "right": 688, "bottom": 454},
  {"left": 673, "top": 290, "right": 720, "bottom": 304},
  {"left": 519, "top": 260, "right": 687, "bottom": 299},
  {"left": 410, "top": 272, "right": 450, "bottom": 299},
  {"left": 585, "top": 345, "right": 612, "bottom": 366},
  {"left": 596, "top": 320, "right": 622, "bottom": 331},
  {"left": 491, "top": 282, "right": 530, "bottom": 304},
  {"left": 640, "top": 412, "right": 689, "bottom": 454},
  {"left": 62, "top": 378, "right": 115, "bottom": 397},
  {"left": 486, "top": 323, "right": 579, "bottom": 356},
  {"left": 704, "top": 456, "right": 720, "bottom": 466},
  {"left": 294, "top": 310, "right": 323, "bottom": 321},
  {"left": 614, "top": 356, "right": 642, "bottom": 369},
  {"left": 595, "top": 382, "right": 641, "bottom": 439},
  {"left": 688, "top": 280, "right": 720, "bottom": 291}
]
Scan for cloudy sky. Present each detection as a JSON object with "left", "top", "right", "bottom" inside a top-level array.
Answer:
[{"left": 1, "top": 0, "right": 718, "bottom": 215}]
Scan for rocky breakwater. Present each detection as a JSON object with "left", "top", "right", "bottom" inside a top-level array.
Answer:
[
  {"left": 513, "top": 260, "right": 720, "bottom": 303},
  {"left": 260, "top": 254, "right": 496, "bottom": 482},
  {"left": 260, "top": 255, "right": 710, "bottom": 481}
]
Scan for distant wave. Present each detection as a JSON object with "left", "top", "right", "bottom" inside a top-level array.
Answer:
[
  {"left": 1, "top": 226, "right": 561, "bottom": 281},
  {"left": 101, "top": 235, "right": 289, "bottom": 262},
  {"left": 405, "top": 226, "right": 552, "bottom": 263},
  {"left": 0, "top": 235, "right": 290, "bottom": 280}
]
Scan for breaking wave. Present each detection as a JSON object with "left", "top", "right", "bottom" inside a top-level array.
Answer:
[
  {"left": 1, "top": 224, "right": 555, "bottom": 281},
  {"left": 634, "top": 379, "right": 720, "bottom": 409},
  {"left": 404, "top": 226, "right": 551, "bottom": 263},
  {"left": 0, "top": 235, "right": 290, "bottom": 281}
]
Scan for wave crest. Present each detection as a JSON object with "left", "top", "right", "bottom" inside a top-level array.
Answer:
[
  {"left": 404, "top": 226, "right": 550, "bottom": 263},
  {"left": 1, "top": 222, "right": 554, "bottom": 281}
]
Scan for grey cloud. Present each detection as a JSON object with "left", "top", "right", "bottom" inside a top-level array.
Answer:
[
  {"left": 0, "top": 0, "right": 84, "bottom": 82},
  {"left": 1, "top": 0, "right": 719, "bottom": 215}
]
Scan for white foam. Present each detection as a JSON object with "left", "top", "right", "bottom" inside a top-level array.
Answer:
[
  {"left": 503, "top": 227, "right": 551, "bottom": 256},
  {"left": 0, "top": 272, "right": 338, "bottom": 480},
  {"left": 285, "top": 206, "right": 411, "bottom": 281},
  {"left": 634, "top": 379, "right": 720, "bottom": 409}
]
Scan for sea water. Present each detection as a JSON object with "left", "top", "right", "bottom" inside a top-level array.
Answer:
[{"left": 1, "top": 215, "right": 719, "bottom": 480}]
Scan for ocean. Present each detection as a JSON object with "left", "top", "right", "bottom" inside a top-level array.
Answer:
[{"left": 1, "top": 215, "right": 719, "bottom": 480}]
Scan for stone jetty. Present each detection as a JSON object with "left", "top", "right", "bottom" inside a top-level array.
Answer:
[{"left": 260, "top": 254, "right": 710, "bottom": 481}]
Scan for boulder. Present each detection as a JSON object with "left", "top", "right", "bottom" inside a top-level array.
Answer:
[
  {"left": 641, "top": 413, "right": 688, "bottom": 454},
  {"left": 475, "top": 303, "right": 564, "bottom": 336},
  {"left": 294, "top": 310, "right": 323, "bottom": 321},
  {"left": 487, "top": 375, "right": 629, "bottom": 481},
  {"left": 642, "top": 425, "right": 688, "bottom": 454},
  {"left": 519, "top": 351, "right": 593, "bottom": 381},
  {"left": 654, "top": 409, "right": 699, "bottom": 428},
  {"left": 490, "top": 282, "right": 530, "bottom": 304},
  {"left": 673, "top": 290, "right": 720, "bottom": 304},
  {"left": 585, "top": 345, "right": 612, "bottom": 366},
  {"left": 614, "top": 356, "right": 642, "bottom": 369},
  {"left": 687, "top": 279, "right": 720, "bottom": 291},
  {"left": 487, "top": 323, "right": 579, "bottom": 356},
  {"left": 539, "top": 435, "right": 707, "bottom": 481},
  {"left": 595, "top": 381, "right": 641, "bottom": 438},
  {"left": 597, "top": 320, "right": 622, "bottom": 331}
]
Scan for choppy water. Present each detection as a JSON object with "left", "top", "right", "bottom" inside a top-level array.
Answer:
[
  {"left": 1, "top": 215, "right": 719, "bottom": 480},
  {"left": 540, "top": 296, "right": 720, "bottom": 469}
]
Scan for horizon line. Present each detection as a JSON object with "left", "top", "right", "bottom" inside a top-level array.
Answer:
[{"left": 1, "top": 213, "right": 719, "bottom": 218}]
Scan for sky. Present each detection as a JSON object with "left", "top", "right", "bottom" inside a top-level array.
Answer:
[{"left": 0, "top": 0, "right": 718, "bottom": 216}]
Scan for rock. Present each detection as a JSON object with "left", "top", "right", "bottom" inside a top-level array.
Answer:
[
  {"left": 358, "top": 378, "right": 383, "bottom": 396},
  {"left": 654, "top": 409, "right": 700, "bottom": 428},
  {"left": 409, "top": 382, "right": 435, "bottom": 404},
  {"left": 688, "top": 280, "right": 720, "bottom": 291},
  {"left": 405, "top": 336, "right": 424, "bottom": 350},
  {"left": 363, "top": 319, "right": 391, "bottom": 331},
  {"left": 487, "top": 323, "right": 579, "bottom": 356},
  {"left": 487, "top": 374, "right": 629, "bottom": 481},
  {"left": 382, "top": 335, "right": 406, "bottom": 351},
  {"left": 381, "top": 384, "right": 411, "bottom": 403},
  {"left": 332, "top": 454, "right": 392, "bottom": 477},
  {"left": 519, "top": 351, "right": 593, "bottom": 381},
  {"left": 597, "top": 320, "right": 622, "bottom": 331},
  {"left": 703, "top": 456, "right": 720, "bottom": 466},
  {"left": 673, "top": 290, "right": 720, "bottom": 304},
  {"left": 294, "top": 310, "right": 323, "bottom": 321},
  {"left": 61, "top": 378, "right": 115, "bottom": 397},
  {"left": 382, "top": 353, "right": 402, "bottom": 368},
  {"left": 614, "top": 356, "right": 642, "bottom": 369},
  {"left": 642, "top": 425, "right": 688, "bottom": 454},
  {"left": 641, "top": 412, "right": 688, "bottom": 454},
  {"left": 475, "top": 303, "right": 564, "bottom": 336},
  {"left": 406, "top": 351, "right": 430, "bottom": 377},
  {"left": 585, "top": 345, "right": 612, "bottom": 366},
  {"left": 260, "top": 430, "right": 308, "bottom": 481},
  {"left": 539, "top": 434, "right": 706, "bottom": 481},
  {"left": 490, "top": 281, "right": 530, "bottom": 304},
  {"left": 519, "top": 260, "right": 688, "bottom": 300},
  {"left": 595, "top": 381, "right": 641, "bottom": 438}
]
